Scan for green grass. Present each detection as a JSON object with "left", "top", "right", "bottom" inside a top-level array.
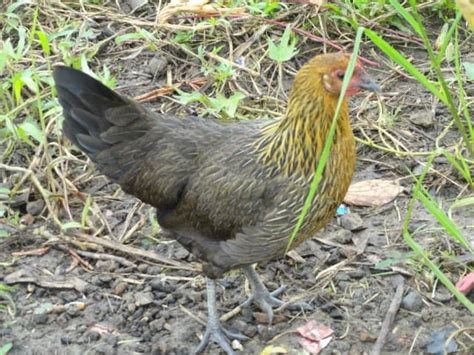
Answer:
[
  {"left": 365, "top": 0, "right": 473, "bottom": 312},
  {"left": 0, "top": 0, "right": 473, "bottom": 326}
]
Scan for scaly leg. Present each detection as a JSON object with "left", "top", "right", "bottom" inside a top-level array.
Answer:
[
  {"left": 195, "top": 278, "right": 248, "bottom": 354},
  {"left": 241, "top": 265, "right": 311, "bottom": 325}
]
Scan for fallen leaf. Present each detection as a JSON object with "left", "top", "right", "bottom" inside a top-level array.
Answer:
[
  {"left": 297, "top": 320, "right": 333, "bottom": 341},
  {"left": 253, "top": 312, "right": 287, "bottom": 324},
  {"left": 344, "top": 179, "right": 403, "bottom": 207},
  {"left": 456, "top": 0, "right": 474, "bottom": 29},
  {"left": 456, "top": 272, "right": 474, "bottom": 294},
  {"left": 260, "top": 345, "right": 288, "bottom": 355},
  {"left": 297, "top": 320, "right": 333, "bottom": 354},
  {"left": 287, "top": 250, "right": 306, "bottom": 263},
  {"left": 159, "top": 0, "right": 247, "bottom": 26}
]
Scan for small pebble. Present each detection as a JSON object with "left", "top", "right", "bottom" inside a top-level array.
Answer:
[
  {"left": 88, "top": 331, "right": 101, "bottom": 342},
  {"left": 334, "top": 229, "right": 353, "bottom": 244},
  {"left": 134, "top": 291, "right": 154, "bottom": 307},
  {"left": 114, "top": 282, "right": 128, "bottom": 295},
  {"left": 340, "top": 213, "right": 365, "bottom": 231},
  {"left": 150, "top": 278, "right": 173, "bottom": 292},
  {"left": 232, "top": 339, "right": 243, "bottom": 351},
  {"left": 147, "top": 55, "right": 168, "bottom": 76},
  {"left": 33, "top": 313, "right": 48, "bottom": 324},
  {"left": 402, "top": 291, "right": 423, "bottom": 312},
  {"left": 150, "top": 318, "right": 165, "bottom": 332},
  {"left": 27, "top": 199, "right": 44, "bottom": 216},
  {"left": 138, "top": 263, "right": 148, "bottom": 273},
  {"left": 359, "top": 331, "right": 377, "bottom": 342}
]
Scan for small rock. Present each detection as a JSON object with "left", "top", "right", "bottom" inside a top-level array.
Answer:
[
  {"left": 66, "top": 302, "right": 86, "bottom": 317},
  {"left": 147, "top": 54, "right": 168, "bottom": 76},
  {"left": 127, "top": 303, "right": 137, "bottom": 313},
  {"left": 148, "top": 266, "right": 162, "bottom": 275},
  {"left": 329, "top": 309, "right": 343, "bottom": 319},
  {"left": 95, "top": 260, "right": 118, "bottom": 272},
  {"left": 150, "top": 318, "right": 165, "bottom": 332},
  {"left": 359, "top": 331, "right": 377, "bottom": 342},
  {"left": 340, "top": 213, "right": 365, "bottom": 231},
  {"left": 134, "top": 291, "right": 154, "bottom": 306},
  {"left": 408, "top": 111, "right": 434, "bottom": 128},
  {"left": 138, "top": 263, "right": 148, "bottom": 273},
  {"left": 88, "top": 331, "right": 101, "bottom": 342},
  {"left": 433, "top": 290, "right": 452, "bottom": 303},
  {"left": 58, "top": 291, "right": 77, "bottom": 303},
  {"left": 253, "top": 312, "right": 286, "bottom": 324},
  {"left": 256, "top": 324, "right": 276, "bottom": 341},
  {"left": 232, "top": 339, "right": 243, "bottom": 351},
  {"left": 347, "top": 269, "right": 366, "bottom": 279},
  {"left": 150, "top": 278, "right": 173, "bottom": 292},
  {"left": 173, "top": 245, "right": 190, "bottom": 259},
  {"left": 60, "top": 336, "right": 71, "bottom": 345},
  {"left": 334, "top": 229, "right": 353, "bottom": 244},
  {"left": 99, "top": 274, "right": 113, "bottom": 283},
  {"left": 33, "top": 313, "right": 48, "bottom": 324},
  {"left": 94, "top": 343, "right": 114, "bottom": 354},
  {"left": 402, "top": 291, "right": 423, "bottom": 312},
  {"left": 114, "top": 282, "right": 128, "bottom": 296},
  {"left": 26, "top": 199, "right": 45, "bottom": 216}
]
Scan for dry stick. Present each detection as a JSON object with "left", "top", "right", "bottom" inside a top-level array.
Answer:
[
  {"left": 371, "top": 283, "right": 405, "bottom": 355},
  {"left": 73, "top": 247, "right": 137, "bottom": 268},
  {"left": 68, "top": 232, "right": 198, "bottom": 271}
]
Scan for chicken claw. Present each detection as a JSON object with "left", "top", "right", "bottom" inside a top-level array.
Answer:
[
  {"left": 195, "top": 278, "right": 248, "bottom": 355},
  {"left": 242, "top": 266, "right": 312, "bottom": 325}
]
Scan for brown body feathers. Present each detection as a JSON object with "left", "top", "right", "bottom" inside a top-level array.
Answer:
[{"left": 54, "top": 53, "right": 379, "bottom": 278}]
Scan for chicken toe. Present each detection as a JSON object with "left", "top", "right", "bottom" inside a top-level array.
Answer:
[
  {"left": 195, "top": 278, "right": 248, "bottom": 355},
  {"left": 242, "top": 266, "right": 311, "bottom": 325}
]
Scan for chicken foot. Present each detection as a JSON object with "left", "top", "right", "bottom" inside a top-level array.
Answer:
[
  {"left": 195, "top": 278, "right": 248, "bottom": 355},
  {"left": 241, "top": 265, "right": 311, "bottom": 325}
]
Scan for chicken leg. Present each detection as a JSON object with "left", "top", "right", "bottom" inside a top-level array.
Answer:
[
  {"left": 242, "top": 265, "right": 311, "bottom": 325},
  {"left": 195, "top": 278, "right": 248, "bottom": 355}
]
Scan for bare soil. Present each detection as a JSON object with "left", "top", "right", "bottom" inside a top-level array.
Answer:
[{"left": 1, "top": 2, "right": 473, "bottom": 355}]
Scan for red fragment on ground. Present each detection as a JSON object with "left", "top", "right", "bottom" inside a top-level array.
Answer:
[
  {"left": 297, "top": 320, "right": 333, "bottom": 354},
  {"left": 456, "top": 272, "right": 474, "bottom": 295}
]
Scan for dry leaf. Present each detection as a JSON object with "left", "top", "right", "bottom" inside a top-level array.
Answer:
[
  {"left": 297, "top": 320, "right": 333, "bottom": 354},
  {"left": 260, "top": 345, "right": 288, "bottom": 355},
  {"left": 287, "top": 249, "right": 306, "bottom": 263},
  {"left": 159, "top": 0, "right": 247, "bottom": 26},
  {"left": 457, "top": 0, "right": 474, "bottom": 29},
  {"left": 344, "top": 179, "right": 403, "bottom": 207}
]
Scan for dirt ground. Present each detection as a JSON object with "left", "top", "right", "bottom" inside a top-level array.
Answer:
[{"left": 1, "top": 2, "right": 473, "bottom": 355}]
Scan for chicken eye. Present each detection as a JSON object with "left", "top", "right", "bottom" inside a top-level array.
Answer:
[{"left": 336, "top": 70, "right": 345, "bottom": 80}]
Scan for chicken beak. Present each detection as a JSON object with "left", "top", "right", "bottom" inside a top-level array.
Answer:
[{"left": 356, "top": 72, "right": 381, "bottom": 93}]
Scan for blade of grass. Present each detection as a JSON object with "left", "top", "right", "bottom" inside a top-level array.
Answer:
[
  {"left": 412, "top": 185, "right": 471, "bottom": 250},
  {"left": 404, "top": 151, "right": 474, "bottom": 312},
  {"left": 365, "top": 29, "right": 447, "bottom": 104},
  {"left": 286, "top": 26, "right": 365, "bottom": 251}
]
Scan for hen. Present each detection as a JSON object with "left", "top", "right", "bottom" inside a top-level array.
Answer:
[{"left": 54, "top": 52, "right": 379, "bottom": 354}]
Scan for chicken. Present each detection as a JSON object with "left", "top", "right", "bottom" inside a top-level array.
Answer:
[{"left": 54, "top": 52, "right": 379, "bottom": 354}]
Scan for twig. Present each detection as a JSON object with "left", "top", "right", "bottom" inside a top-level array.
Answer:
[
  {"left": 72, "top": 248, "right": 137, "bottom": 268},
  {"left": 371, "top": 282, "right": 404, "bottom": 355},
  {"left": 67, "top": 232, "right": 198, "bottom": 271}
]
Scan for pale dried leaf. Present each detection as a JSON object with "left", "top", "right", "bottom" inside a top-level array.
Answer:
[
  {"left": 297, "top": 320, "right": 333, "bottom": 341},
  {"left": 297, "top": 320, "right": 333, "bottom": 354},
  {"left": 287, "top": 250, "right": 306, "bottom": 263},
  {"left": 260, "top": 345, "right": 288, "bottom": 355},
  {"left": 344, "top": 179, "right": 403, "bottom": 207}
]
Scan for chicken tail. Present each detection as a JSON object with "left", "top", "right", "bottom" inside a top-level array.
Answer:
[{"left": 53, "top": 66, "right": 153, "bottom": 182}]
